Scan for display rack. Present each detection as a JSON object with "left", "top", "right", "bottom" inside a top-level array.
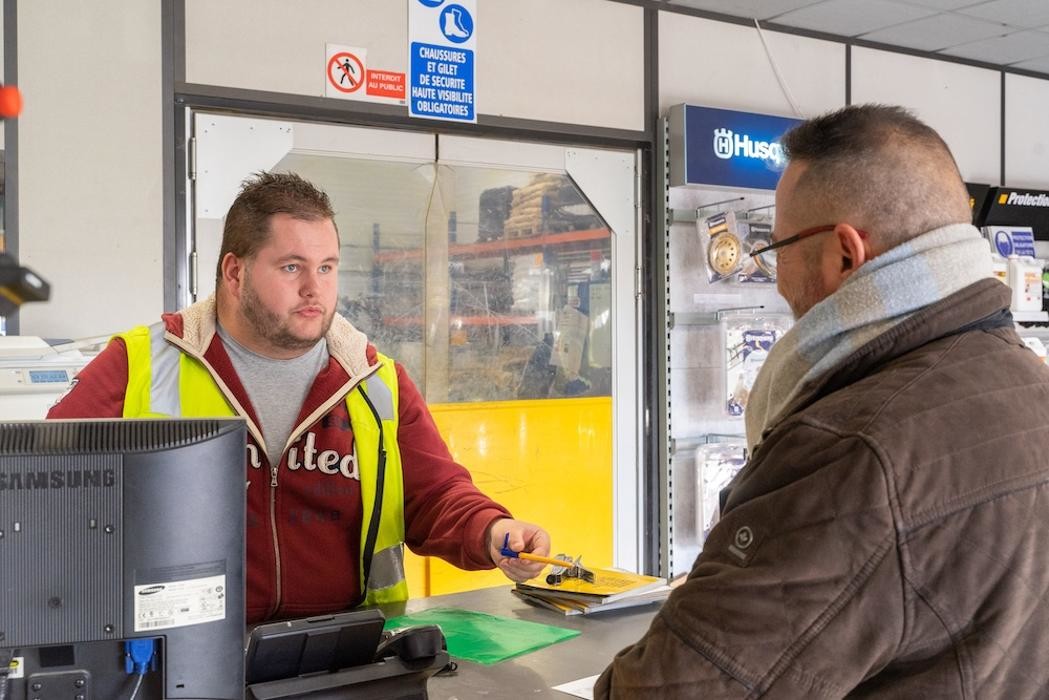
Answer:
[{"left": 657, "top": 105, "right": 800, "bottom": 578}]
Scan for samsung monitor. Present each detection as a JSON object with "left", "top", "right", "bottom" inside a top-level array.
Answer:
[{"left": 0, "top": 418, "right": 247, "bottom": 699}]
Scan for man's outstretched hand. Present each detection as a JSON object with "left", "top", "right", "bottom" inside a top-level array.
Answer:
[{"left": 486, "top": 518, "right": 551, "bottom": 583}]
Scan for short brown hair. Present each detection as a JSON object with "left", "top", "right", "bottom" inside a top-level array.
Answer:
[
  {"left": 215, "top": 171, "right": 337, "bottom": 286},
  {"left": 781, "top": 104, "right": 971, "bottom": 252}
]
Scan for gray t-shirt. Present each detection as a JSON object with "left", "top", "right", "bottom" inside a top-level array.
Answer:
[{"left": 216, "top": 324, "right": 330, "bottom": 465}]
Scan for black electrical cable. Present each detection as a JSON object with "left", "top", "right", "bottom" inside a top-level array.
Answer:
[
  {"left": 0, "top": 648, "right": 14, "bottom": 700},
  {"left": 358, "top": 385, "right": 388, "bottom": 600}
]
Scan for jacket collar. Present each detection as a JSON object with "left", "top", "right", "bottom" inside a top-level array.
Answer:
[
  {"left": 785, "top": 278, "right": 1013, "bottom": 417},
  {"left": 164, "top": 293, "right": 376, "bottom": 381}
]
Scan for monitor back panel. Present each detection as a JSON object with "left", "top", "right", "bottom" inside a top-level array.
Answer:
[{"left": 0, "top": 453, "right": 123, "bottom": 647}]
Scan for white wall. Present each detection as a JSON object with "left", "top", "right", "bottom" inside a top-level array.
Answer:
[
  {"left": 186, "top": 0, "right": 408, "bottom": 98},
  {"left": 658, "top": 15, "right": 1026, "bottom": 188},
  {"left": 1005, "top": 73, "right": 1049, "bottom": 189},
  {"left": 186, "top": 0, "right": 645, "bottom": 131},
  {"left": 659, "top": 12, "right": 846, "bottom": 118},
  {"left": 11, "top": 1, "right": 1049, "bottom": 343},
  {"left": 16, "top": 0, "right": 163, "bottom": 339},
  {"left": 12, "top": 0, "right": 643, "bottom": 340},
  {"left": 852, "top": 47, "right": 1001, "bottom": 185},
  {"left": 478, "top": 0, "right": 643, "bottom": 130}
]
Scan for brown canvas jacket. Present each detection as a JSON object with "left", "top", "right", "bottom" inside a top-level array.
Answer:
[{"left": 597, "top": 278, "right": 1049, "bottom": 699}]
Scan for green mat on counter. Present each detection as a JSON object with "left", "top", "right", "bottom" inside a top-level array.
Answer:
[{"left": 384, "top": 607, "right": 580, "bottom": 665}]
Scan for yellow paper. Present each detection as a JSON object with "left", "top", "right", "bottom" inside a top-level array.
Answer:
[{"left": 517, "top": 566, "right": 666, "bottom": 604}]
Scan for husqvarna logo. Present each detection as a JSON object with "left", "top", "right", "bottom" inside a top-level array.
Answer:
[
  {"left": 712, "top": 127, "right": 785, "bottom": 166},
  {"left": 713, "top": 128, "right": 733, "bottom": 159}
]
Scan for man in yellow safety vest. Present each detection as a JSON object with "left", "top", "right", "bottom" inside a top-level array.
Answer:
[{"left": 50, "top": 171, "right": 550, "bottom": 622}]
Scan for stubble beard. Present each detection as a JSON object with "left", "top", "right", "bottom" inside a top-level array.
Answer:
[
  {"left": 780, "top": 246, "right": 827, "bottom": 320},
  {"left": 786, "top": 274, "right": 826, "bottom": 320},
  {"left": 240, "top": 277, "right": 334, "bottom": 353}
]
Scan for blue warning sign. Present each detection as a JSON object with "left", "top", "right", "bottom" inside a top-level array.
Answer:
[
  {"left": 440, "top": 4, "right": 473, "bottom": 43},
  {"left": 409, "top": 0, "right": 476, "bottom": 123},
  {"left": 410, "top": 43, "right": 474, "bottom": 120}
]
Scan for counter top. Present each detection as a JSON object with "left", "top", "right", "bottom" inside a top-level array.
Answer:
[{"left": 380, "top": 584, "right": 658, "bottom": 699}]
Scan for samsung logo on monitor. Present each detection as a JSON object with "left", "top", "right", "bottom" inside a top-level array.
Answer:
[
  {"left": 712, "top": 127, "right": 786, "bottom": 166},
  {"left": 0, "top": 469, "right": 116, "bottom": 491}
]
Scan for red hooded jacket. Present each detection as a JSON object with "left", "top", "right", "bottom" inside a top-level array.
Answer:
[{"left": 48, "top": 298, "right": 510, "bottom": 622}]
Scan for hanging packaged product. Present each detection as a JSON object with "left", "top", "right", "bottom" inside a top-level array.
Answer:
[
  {"left": 695, "top": 440, "right": 748, "bottom": 544},
  {"left": 723, "top": 314, "right": 792, "bottom": 417},
  {"left": 1006, "top": 255, "right": 1045, "bottom": 313},
  {"left": 990, "top": 255, "right": 1008, "bottom": 284},
  {"left": 700, "top": 211, "right": 744, "bottom": 283},
  {"left": 737, "top": 219, "right": 775, "bottom": 284}
]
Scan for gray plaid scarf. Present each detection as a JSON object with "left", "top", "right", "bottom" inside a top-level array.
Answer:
[{"left": 745, "top": 223, "right": 994, "bottom": 451}]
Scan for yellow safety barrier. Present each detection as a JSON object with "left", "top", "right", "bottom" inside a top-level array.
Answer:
[{"left": 404, "top": 396, "right": 613, "bottom": 597}]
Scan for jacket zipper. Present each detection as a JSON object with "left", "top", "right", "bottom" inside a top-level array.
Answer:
[
  {"left": 169, "top": 327, "right": 387, "bottom": 620},
  {"left": 163, "top": 332, "right": 282, "bottom": 617},
  {"left": 263, "top": 362, "right": 382, "bottom": 619},
  {"left": 268, "top": 461, "right": 282, "bottom": 619}
]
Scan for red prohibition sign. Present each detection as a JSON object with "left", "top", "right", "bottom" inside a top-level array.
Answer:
[{"left": 328, "top": 52, "right": 365, "bottom": 93}]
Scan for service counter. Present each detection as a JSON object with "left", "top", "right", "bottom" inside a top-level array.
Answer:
[{"left": 381, "top": 584, "right": 658, "bottom": 699}]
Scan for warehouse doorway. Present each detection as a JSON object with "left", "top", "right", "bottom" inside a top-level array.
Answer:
[{"left": 185, "top": 112, "right": 642, "bottom": 586}]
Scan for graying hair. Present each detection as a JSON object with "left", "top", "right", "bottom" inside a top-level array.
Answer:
[{"left": 781, "top": 104, "right": 971, "bottom": 253}]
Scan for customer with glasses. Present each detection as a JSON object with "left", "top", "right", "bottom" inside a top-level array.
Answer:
[{"left": 597, "top": 104, "right": 1049, "bottom": 698}]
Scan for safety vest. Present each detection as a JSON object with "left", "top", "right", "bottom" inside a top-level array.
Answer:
[{"left": 118, "top": 322, "right": 409, "bottom": 605}]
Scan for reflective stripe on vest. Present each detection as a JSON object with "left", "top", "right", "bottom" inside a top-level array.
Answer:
[
  {"left": 119, "top": 322, "right": 408, "bottom": 605},
  {"left": 352, "top": 365, "right": 408, "bottom": 605},
  {"left": 120, "top": 323, "right": 231, "bottom": 418}
]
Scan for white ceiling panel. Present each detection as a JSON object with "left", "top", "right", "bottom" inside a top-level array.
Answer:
[
  {"left": 661, "top": 0, "right": 1049, "bottom": 77},
  {"left": 851, "top": 47, "right": 1001, "bottom": 183},
  {"left": 906, "top": 0, "right": 997, "bottom": 9},
  {"left": 941, "top": 29, "right": 1049, "bottom": 64},
  {"left": 662, "top": 0, "right": 824, "bottom": 20},
  {"left": 860, "top": 13, "right": 1009, "bottom": 51},
  {"left": 773, "top": 0, "right": 938, "bottom": 36},
  {"left": 958, "top": 0, "right": 1049, "bottom": 28},
  {"left": 1012, "top": 54, "right": 1049, "bottom": 72}
]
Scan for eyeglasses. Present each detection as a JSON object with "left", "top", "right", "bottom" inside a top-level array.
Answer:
[{"left": 749, "top": 224, "right": 868, "bottom": 264}]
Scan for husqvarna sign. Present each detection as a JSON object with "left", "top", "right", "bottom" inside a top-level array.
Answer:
[{"left": 669, "top": 105, "right": 800, "bottom": 190}]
